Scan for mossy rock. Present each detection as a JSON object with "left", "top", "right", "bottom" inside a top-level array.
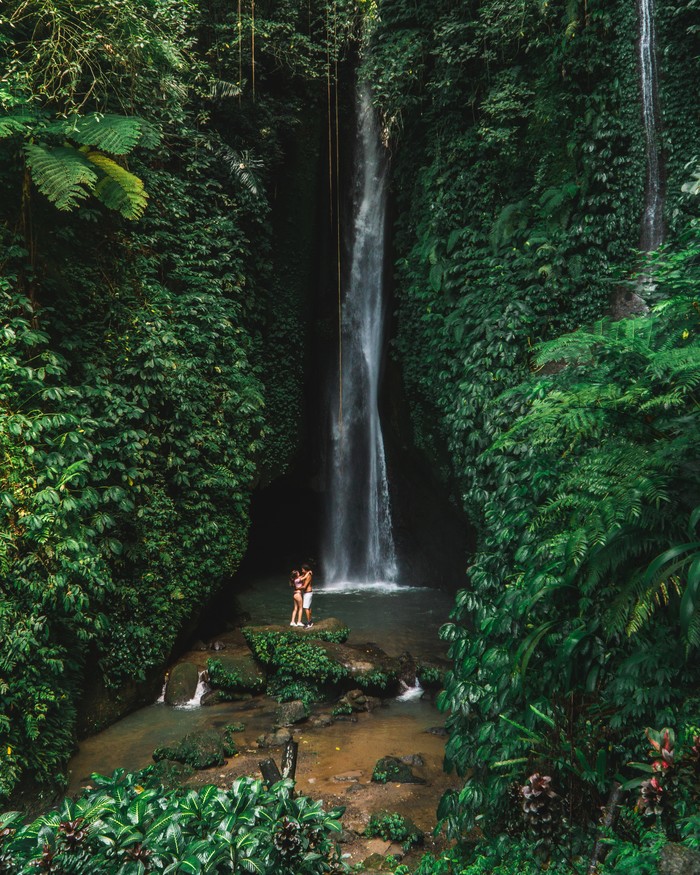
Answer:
[
  {"left": 315, "top": 642, "right": 400, "bottom": 694},
  {"left": 361, "top": 853, "right": 394, "bottom": 871},
  {"left": 164, "top": 661, "right": 199, "bottom": 706},
  {"left": 274, "top": 699, "right": 308, "bottom": 727},
  {"left": 153, "top": 729, "right": 225, "bottom": 770},
  {"left": 207, "top": 652, "right": 266, "bottom": 695},
  {"left": 242, "top": 617, "right": 350, "bottom": 664},
  {"left": 416, "top": 659, "right": 449, "bottom": 690},
  {"left": 371, "top": 756, "right": 426, "bottom": 785}
]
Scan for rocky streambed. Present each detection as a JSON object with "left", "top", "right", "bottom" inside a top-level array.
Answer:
[{"left": 70, "top": 617, "right": 459, "bottom": 871}]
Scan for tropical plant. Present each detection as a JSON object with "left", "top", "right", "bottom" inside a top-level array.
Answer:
[{"left": 0, "top": 769, "right": 347, "bottom": 874}]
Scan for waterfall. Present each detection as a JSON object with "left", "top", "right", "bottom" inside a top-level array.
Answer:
[
  {"left": 324, "top": 81, "right": 398, "bottom": 585},
  {"left": 638, "top": 0, "right": 664, "bottom": 251}
]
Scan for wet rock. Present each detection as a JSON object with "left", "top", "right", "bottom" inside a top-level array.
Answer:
[
  {"left": 425, "top": 726, "right": 448, "bottom": 737},
  {"left": 338, "top": 828, "right": 356, "bottom": 844},
  {"left": 416, "top": 658, "right": 449, "bottom": 689},
  {"left": 314, "top": 642, "right": 400, "bottom": 694},
  {"left": 191, "top": 640, "right": 208, "bottom": 652},
  {"left": 200, "top": 689, "right": 225, "bottom": 707},
  {"left": 153, "top": 729, "right": 224, "bottom": 770},
  {"left": 400, "top": 753, "right": 424, "bottom": 767},
  {"left": 361, "top": 850, "right": 394, "bottom": 871},
  {"left": 209, "top": 640, "right": 227, "bottom": 651},
  {"left": 164, "top": 662, "right": 199, "bottom": 706},
  {"left": 257, "top": 728, "right": 292, "bottom": 749},
  {"left": 309, "top": 713, "right": 334, "bottom": 728},
  {"left": 337, "top": 689, "right": 384, "bottom": 714},
  {"left": 398, "top": 651, "right": 416, "bottom": 686},
  {"left": 371, "top": 756, "right": 426, "bottom": 784},
  {"left": 274, "top": 699, "right": 308, "bottom": 727},
  {"left": 333, "top": 770, "right": 363, "bottom": 783},
  {"left": 207, "top": 651, "right": 266, "bottom": 694},
  {"left": 660, "top": 843, "right": 700, "bottom": 875},
  {"left": 333, "top": 714, "right": 358, "bottom": 723}
]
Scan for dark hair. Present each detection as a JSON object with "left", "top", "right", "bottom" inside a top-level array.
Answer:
[{"left": 301, "top": 563, "right": 311, "bottom": 572}]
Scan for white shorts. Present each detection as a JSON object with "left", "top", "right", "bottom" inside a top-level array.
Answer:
[{"left": 302, "top": 592, "right": 313, "bottom": 609}]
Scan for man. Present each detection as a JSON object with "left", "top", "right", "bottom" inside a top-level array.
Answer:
[{"left": 300, "top": 563, "right": 313, "bottom": 628}]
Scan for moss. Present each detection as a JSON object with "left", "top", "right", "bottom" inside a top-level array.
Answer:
[
  {"left": 241, "top": 625, "right": 350, "bottom": 665},
  {"left": 207, "top": 657, "right": 265, "bottom": 695}
]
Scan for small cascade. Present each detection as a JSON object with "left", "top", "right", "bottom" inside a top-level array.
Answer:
[
  {"left": 156, "top": 678, "right": 167, "bottom": 704},
  {"left": 178, "top": 671, "right": 210, "bottom": 709},
  {"left": 324, "top": 80, "right": 398, "bottom": 585},
  {"left": 638, "top": 0, "right": 664, "bottom": 252},
  {"left": 396, "top": 677, "right": 424, "bottom": 702}
]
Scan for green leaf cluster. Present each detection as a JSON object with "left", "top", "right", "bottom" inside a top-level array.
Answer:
[{"left": 0, "top": 769, "right": 347, "bottom": 874}]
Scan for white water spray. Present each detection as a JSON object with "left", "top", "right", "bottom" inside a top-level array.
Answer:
[{"left": 324, "top": 81, "right": 398, "bottom": 585}]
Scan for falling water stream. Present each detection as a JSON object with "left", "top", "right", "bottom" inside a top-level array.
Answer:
[
  {"left": 324, "top": 81, "right": 397, "bottom": 585},
  {"left": 638, "top": 0, "right": 664, "bottom": 251}
]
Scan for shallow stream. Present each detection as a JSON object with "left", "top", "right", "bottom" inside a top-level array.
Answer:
[{"left": 68, "top": 576, "right": 457, "bottom": 834}]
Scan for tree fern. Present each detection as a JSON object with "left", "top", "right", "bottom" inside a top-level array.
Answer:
[
  {"left": 87, "top": 152, "right": 148, "bottom": 220},
  {"left": 23, "top": 144, "right": 97, "bottom": 211},
  {"left": 58, "top": 114, "right": 146, "bottom": 155}
]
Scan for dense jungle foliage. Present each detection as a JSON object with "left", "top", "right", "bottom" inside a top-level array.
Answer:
[
  {"left": 0, "top": 0, "right": 358, "bottom": 802},
  {"left": 2, "top": 0, "right": 700, "bottom": 872},
  {"left": 364, "top": 0, "right": 700, "bottom": 869}
]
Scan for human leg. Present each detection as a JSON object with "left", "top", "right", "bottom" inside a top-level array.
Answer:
[
  {"left": 302, "top": 591, "right": 313, "bottom": 626},
  {"left": 293, "top": 592, "right": 303, "bottom": 625}
]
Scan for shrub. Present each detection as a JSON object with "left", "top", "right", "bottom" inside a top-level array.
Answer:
[
  {"left": 0, "top": 768, "right": 348, "bottom": 874},
  {"left": 366, "top": 811, "right": 422, "bottom": 849}
]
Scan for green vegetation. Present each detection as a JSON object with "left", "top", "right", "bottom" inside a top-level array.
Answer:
[
  {"left": 365, "top": 811, "right": 422, "bottom": 850},
  {"left": 0, "top": 769, "right": 347, "bottom": 874},
  {"left": 2, "top": 0, "right": 700, "bottom": 870},
  {"left": 241, "top": 626, "right": 350, "bottom": 665},
  {"left": 363, "top": 0, "right": 700, "bottom": 870},
  {"left": 0, "top": 0, "right": 356, "bottom": 800}
]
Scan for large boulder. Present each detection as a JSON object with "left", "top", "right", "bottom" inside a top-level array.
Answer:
[
  {"left": 315, "top": 642, "right": 400, "bottom": 694},
  {"left": 416, "top": 658, "right": 450, "bottom": 690},
  {"left": 207, "top": 651, "right": 266, "bottom": 695},
  {"left": 660, "top": 843, "right": 700, "bottom": 875},
  {"left": 371, "top": 756, "right": 426, "bottom": 785},
  {"left": 164, "top": 662, "right": 199, "bottom": 706},
  {"left": 257, "top": 728, "right": 293, "bottom": 749},
  {"left": 153, "top": 729, "right": 225, "bottom": 770},
  {"left": 242, "top": 617, "right": 350, "bottom": 663},
  {"left": 338, "top": 689, "right": 382, "bottom": 713},
  {"left": 274, "top": 700, "right": 308, "bottom": 727}
]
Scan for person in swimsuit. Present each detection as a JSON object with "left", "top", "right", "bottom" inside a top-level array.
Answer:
[
  {"left": 299, "top": 563, "right": 313, "bottom": 628},
  {"left": 289, "top": 569, "right": 304, "bottom": 627}
]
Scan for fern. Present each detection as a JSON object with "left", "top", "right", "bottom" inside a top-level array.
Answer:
[
  {"left": 24, "top": 144, "right": 97, "bottom": 211},
  {"left": 56, "top": 114, "right": 145, "bottom": 155},
  {"left": 87, "top": 152, "right": 148, "bottom": 220}
]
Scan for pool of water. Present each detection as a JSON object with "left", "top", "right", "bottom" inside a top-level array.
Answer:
[
  {"left": 236, "top": 575, "right": 454, "bottom": 659},
  {"left": 68, "top": 575, "right": 456, "bottom": 799}
]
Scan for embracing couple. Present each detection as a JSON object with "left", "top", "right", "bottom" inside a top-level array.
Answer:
[{"left": 289, "top": 564, "right": 313, "bottom": 628}]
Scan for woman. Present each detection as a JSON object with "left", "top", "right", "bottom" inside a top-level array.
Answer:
[{"left": 289, "top": 569, "right": 304, "bottom": 627}]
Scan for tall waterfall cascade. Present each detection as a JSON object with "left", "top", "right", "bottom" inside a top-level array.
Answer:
[
  {"left": 638, "top": 0, "right": 664, "bottom": 251},
  {"left": 324, "top": 82, "right": 398, "bottom": 585}
]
